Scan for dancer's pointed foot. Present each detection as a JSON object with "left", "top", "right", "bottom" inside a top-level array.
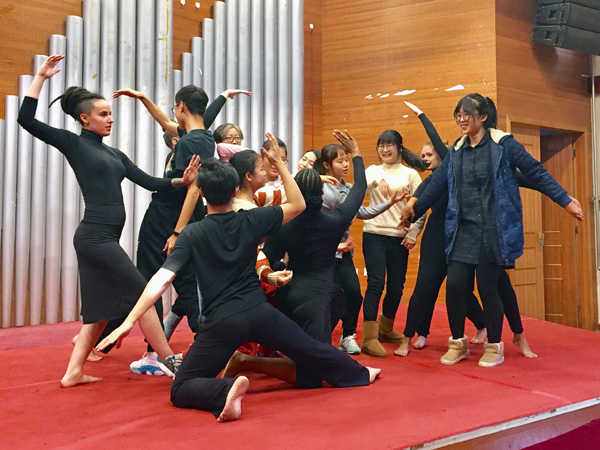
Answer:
[
  {"left": 471, "top": 328, "right": 487, "bottom": 344},
  {"left": 221, "top": 351, "right": 249, "bottom": 378},
  {"left": 512, "top": 333, "right": 538, "bottom": 358},
  {"left": 367, "top": 367, "right": 381, "bottom": 383},
  {"left": 60, "top": 373, "right": 102, "bottom": 388},
  {"left": 413, "top": 335, "right": 427, "bottom": 350},
  {"left": 394, "top": 336, "right": 411, "bottom": 357},
  {"left": 217, "top": 376, "right": 249, "bottom": 422}
]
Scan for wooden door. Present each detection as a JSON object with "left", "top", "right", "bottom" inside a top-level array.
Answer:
[
  {"left": 540, "top": 133, "right": 580, "bottom": 327},
  {"left": 509, "top": 124, "right": 545, "bottom": 320}
]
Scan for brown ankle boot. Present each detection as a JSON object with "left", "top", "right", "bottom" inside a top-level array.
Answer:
[
  {"left": 440, "top": 336, "right": 469, "bottom": 365},
  {"left": 479, "top": 342, "right": 504, "bottom": 367},
  {"left": 361, "top": 321, "right": 387, "bottom": 358},
  {"left": 378, "top": 313, "right": 404, "bottom": 343}
]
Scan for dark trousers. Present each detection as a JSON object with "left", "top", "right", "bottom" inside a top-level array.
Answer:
[
  {"left": 332, "top": 252, "right": 363, "bottom": 337},
  {"left": 403, "top": 239, "right": 486, "bottom": 338},
  {"left": 276, "top": 276, "right": 333, "bottom": 344},
  {"left": 446, "top": 257, "right": 505, "bottom": 343},
  {"left": 362, "top": 232, "right": 409, "bottom": 322},
  {"left": 136, "top": 202, "right": 201, "bottom": 351},
  {"left": 171, "top": 302, "right": 370, "bottom": 417}
]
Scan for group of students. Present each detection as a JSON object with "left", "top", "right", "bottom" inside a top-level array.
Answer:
[{"left": 18, "top": 54, "right": 583, "bottom": 422}]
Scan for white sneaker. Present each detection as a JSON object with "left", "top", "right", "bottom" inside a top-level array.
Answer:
[
  {"left": 130, "top": 351, "right": 164, "bottom": 376},
  {"left": 339, "top": 334, "right": 361, "bottom": 355}
]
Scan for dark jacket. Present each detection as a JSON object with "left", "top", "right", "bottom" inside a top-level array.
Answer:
[{"left": 414, "top": 129, "right": 571, "bottom": 266}]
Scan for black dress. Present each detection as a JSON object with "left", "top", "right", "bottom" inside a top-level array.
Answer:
[{"left": 18, "top": 96, "right": 174, "bottom": 324}]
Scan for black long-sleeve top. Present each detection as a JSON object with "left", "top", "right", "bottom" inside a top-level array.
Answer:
[
  {"left": 263, "top": 156, "right": 367, "bottom": 282},
  {"left": 18, "top": 96, "right": 173, "bottom": 226}
]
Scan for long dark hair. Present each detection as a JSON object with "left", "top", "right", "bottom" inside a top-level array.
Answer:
[
  {"left": 377, "top": 130, "right": 427, "bottom": 171},
  {"left": 453, "top": 93, "right": 498, "bottom": 129},
  {"left": 313, "top": 143, "right": 343, "bottom": 176},
  {"left": 50, "top": 86, "right": 104, "bottom": 124}
]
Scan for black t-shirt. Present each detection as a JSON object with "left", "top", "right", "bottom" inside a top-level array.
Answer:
[
  {"left": 162, "top": 206, "right": 283, "bottom": 323},
  {"left": 151, "top": 128, "right": 215, "bottom": 221}
]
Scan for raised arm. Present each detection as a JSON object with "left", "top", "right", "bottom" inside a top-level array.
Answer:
[
  {"left": 204, "top": 89, "right": 251, "bottom": 129},
  {"left": 404, "top": 101, "right": 449, "bottom": 161},
  {"left": 113, "top": 88, "right": 179, "bottom": 135},
  {"left": 18, "top": 55, "right": 79, "bottom": 153},
  {"left": 331, "top": 130, "right": 367, "bottom": 225},
  {"left": 261, "top": 132, "right": 305, "bottom": 224}
]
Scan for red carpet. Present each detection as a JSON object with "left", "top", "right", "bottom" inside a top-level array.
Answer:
[{"left": 2, "top": 304, "right": 600, "bottom": 449}]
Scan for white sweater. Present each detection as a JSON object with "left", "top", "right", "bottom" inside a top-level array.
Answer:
[{"left": 363, "top": 163, "right": 425, "bottom": 240}]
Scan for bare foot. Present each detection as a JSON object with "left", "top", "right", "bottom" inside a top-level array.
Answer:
[
  {"left": 394, "top": 336, "right": 411, "bottom": 357},
  {"left": 512, "top": 333, "right": 538, "bottom": 358},
  {"left": 221, "top": 351, "right": 248, "bottom": 378},
  {"left": 413, "top": 335, "right": 427, "bottom": 350},
  {"left": 217, "top": 376, "right": 249, "bottom": 422},
  {"left": 366, "top": 367, "right": 381, "bottom": 383},
  {"left": 72, "top": 334, "right": 103, "bottom": 362},
  {"left": 60, "top": 373, "right": 102, "bottom": 388},
  {"left": 471, "top": 328, "right": 487, "bottom": 344}
]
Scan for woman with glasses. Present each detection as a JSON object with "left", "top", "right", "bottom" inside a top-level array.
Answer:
[
  {"left": 360, "top": 130, "right": 427, "bottom": 358},
  {"left": 401, "top": 93, "right": 583, "bottom": 367}
]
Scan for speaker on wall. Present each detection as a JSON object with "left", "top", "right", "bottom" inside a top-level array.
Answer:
[{"left": 532, "top": 0, "right": 600, "bottom": 55}]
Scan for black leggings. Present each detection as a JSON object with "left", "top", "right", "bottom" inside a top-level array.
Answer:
[
  {"left": 136, "top": 202, "right": 201, "bottom": 351},
  {"left": 333, "top": 252, "right": 363, "bottom": 337},
  {"left": 276, "top": 276, "right": 333, "bottom": 344},
  {"left": 446, "top": 258, "right": 505, "bottom": 343},
  {"left": 362, "top": 232, "right": 409, "bottom": 321},
  {"left": 403, "top": 239, "right": 485, "bottom": 338},
  {"left": 171, "top": 302, "right": 370, "bottom": 417}
]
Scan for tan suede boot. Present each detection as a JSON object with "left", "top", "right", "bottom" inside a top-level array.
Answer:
[
  {"left": 478, "top": 342, "right": 505, "bottom": 367},
  {"left": 378, "top": 313, "right": 404, "bottom": 343},
  {"left": 361, "top": 321, "right": 387, "bottom": 358},
  {"left": 440, "top": 336, "right": 469, "bottom": 365}
]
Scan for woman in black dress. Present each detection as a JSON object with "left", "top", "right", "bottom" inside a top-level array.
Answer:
[{"left": 18, "top": 55, "right": 198, "bottom": 387}]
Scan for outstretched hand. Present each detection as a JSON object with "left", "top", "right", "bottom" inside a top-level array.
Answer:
[
  {"left": 95, "top": 322, "right": 134, "bottom": 352},
  {"left": 113, "top": 88, "right": 144, "bottom": 99},
  {"left": 222, "top": 89, "right": 251, "bottom": 100},
  {"left": 404, "top": 101, "right": 423, "bottom": 116},
  {"left": 182, "top": 155, "right": 201, "bottom": 186},
  {"left": 37, "top": 55, "right": 65, "bottom": 80},
  {"left": 565, "top": 196, "right": 584, "bottom": 221},
  {"left": 333, "top": 129, "right": 360, "bottom": 156}
]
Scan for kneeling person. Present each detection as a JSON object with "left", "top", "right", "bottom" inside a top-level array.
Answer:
[{"left": 97, "top": 133, "right": 380, "bottom": 422}]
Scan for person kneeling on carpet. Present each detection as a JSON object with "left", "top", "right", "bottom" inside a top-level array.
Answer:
[{"left": 96, "top": 132, "right": 381, "bottom": 422}]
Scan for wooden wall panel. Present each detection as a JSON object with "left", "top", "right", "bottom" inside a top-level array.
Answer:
[
  {"left": 321, "top": 0, "right": 498, "bottom": 302},
  {"left": 304, "top": 0, "right": 323, "bottom": 153}
]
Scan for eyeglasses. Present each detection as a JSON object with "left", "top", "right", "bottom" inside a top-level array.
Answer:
[
  {"left": 171, "top": 101, "right": 182, "bottom": 113},
  {"left": 223, "top": 136, "right": 242, "bottom": 143},
  {"left": 454, "top": 112, "right": 478, "bottom": 123},
  {"left": 376, "top": 143, "right": 397, "bottom": 151}
]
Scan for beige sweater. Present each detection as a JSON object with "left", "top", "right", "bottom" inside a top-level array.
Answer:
[{"left": 363, "top": 163, "right": 425, "bottom": 240}]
